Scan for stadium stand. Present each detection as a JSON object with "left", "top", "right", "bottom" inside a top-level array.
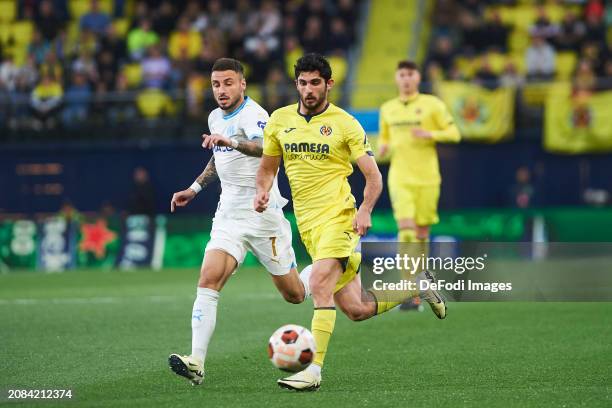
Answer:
[
  {"left": 425, "top": 0, "right": 610, "bottom": 95},
  {"left": 0, "top": 0, "right": 360, "bottom": 135},
  {"left": 351, "top": 0, "right": 420, "bottom": 109}
]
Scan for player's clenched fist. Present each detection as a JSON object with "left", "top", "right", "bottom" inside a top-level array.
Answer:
[
  {"left": 254, "top": 190, "right": 269, "bottom": 212},
  {"left": 353, "top": 207, "right": 372, "bottom": 236},
  {"left": 170, "top": 189, "right": 197, "bottom": 213},
  {"left": 202, "top": 133, "right": 232, "bottom": 149}
]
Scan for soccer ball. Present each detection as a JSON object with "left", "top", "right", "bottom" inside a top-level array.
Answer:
[{"left": 268, "top": 324, "right": 316, "bottom": 372}]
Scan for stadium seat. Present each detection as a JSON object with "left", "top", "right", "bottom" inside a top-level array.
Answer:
[
  {"left": 482, "top": 52, "right": 507, "bottom": 75},
  {"left": 0, "top": 0, "right": 16, "bottom": 22},
  {"left": 523, "top": 81, "right": 569, "bottom": 106},
  {"left": 136, "top": 88, "right": 174, "bottom": 118},
  {"left": 0, "top": 23, "right": 10, "bottom": 44},
  {"left": 455, "top": 56, "right": 476, "bottom": 78},
  {"left": 556, "top": 52, "right": 577, "bottom": 81},
  {"left": 508, "top": 53, "right": 527, "bottom": 75},
  {"left": 493, "top": 6, "right": 516, "bottom": 26},
  {"left": 123, "top": 64, "right": 143, "bottom": 88},
  {"left": 509, "top": 29, "right": 530, "bottom": 53},
  {"left": 10, "top": 21, "right": 33, "bottom": 46},
  {"left": 246, "top": 84, "right": 262, "bottom": 106},
  {"left": 241, "top": 62, "right": 252, "bottom": 81},
  {"left": 69, "top": 0, "right": 90, "bottom": 19},
  {"left": 328, "top": 56, "right": 348, "bottom": 85},
  {"left": 285, "top": 47, "right": 303, "bottom": 80},
  {"left": 124, "top": 0, "right": 137, "bottom": 17},
  {"left": 67, "top": 21, "right": 81, "bottom": 44},
  {"left": 512, "top": 6, "right": 538, "bottom": 30},
  {"left": 352, "top": 0, "right": 417, "bottom": 108},
  {"left": 70, "top": 0, "right": 112, "bottom": 19},
  {"left": 168, "top": 31, "right": 202, "bottom": 60},
  {"left": 98, "top": 0, "right": 113, "bottom": 14},
  {"left": 12, "top": 45, "right": 27, "bottom": 65},
  {"left": 112, "top": 18, "right": 130, "bottom": 38}
]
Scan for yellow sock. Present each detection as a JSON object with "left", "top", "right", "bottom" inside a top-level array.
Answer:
[
  {"left": 375, "top": 298, "right": 402, "bottom": 314},
  {"left": 398, "top": 228, "right": 417, "bottom": 243},
  {"left": 368, "top": 287, "right": 420, "bottom": 315},
  {"left": 311, "top": 308, "right": 336, "bottom": 367}
]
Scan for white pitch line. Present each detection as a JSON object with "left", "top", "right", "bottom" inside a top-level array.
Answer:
[
  {"left": 0, "top": 295, "right": 180, "bottom": 306},
  {"left": 0, "top": 293, "right": 280, "bottom": 306}
]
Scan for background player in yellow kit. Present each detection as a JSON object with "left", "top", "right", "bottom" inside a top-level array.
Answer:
[
  {"left": 378, "top": 61, "right": 460, "bottom": 309},
  {"left": 379, "top": 60, "right": 460, "bottom": 244},
  {"left": 255, "top": 54, "right": 446, "bottom": 392}
]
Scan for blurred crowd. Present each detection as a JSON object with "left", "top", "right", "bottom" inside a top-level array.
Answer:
[
  {"left": 0, "top": 0, "right": 359, "bottom": 131},
  {"left": 426, "top": 0, "right": 611, "bottom": 91}
]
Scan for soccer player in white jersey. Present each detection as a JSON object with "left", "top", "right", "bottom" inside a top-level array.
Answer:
[{"left": 167, "top": 58, "right": 309, "bottom": 386}]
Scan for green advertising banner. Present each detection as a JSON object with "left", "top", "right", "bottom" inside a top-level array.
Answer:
[{"left": 1, "top": 208, "right": 611, "bottom": 272}]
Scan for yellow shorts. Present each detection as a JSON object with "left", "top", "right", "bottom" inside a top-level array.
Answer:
[
  {"left": 300, "top": 208, "right": 360, "bottom": 293},
  {"left": 389, "top": 183, "right": 440, "bottom": 226}
]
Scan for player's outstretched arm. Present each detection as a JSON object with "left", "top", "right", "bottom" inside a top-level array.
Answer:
[
  {"left": 353, "top": 155, "right": 383, "bottom": 236},
  {"left": 254, "top": 154, "right": 281, "bottom": 212},
  {"left": 170, "top": 156, "right": 217, "bottom": 213},
  {"left": 202, "top": 133, "right": 263, "bottom": 157}
]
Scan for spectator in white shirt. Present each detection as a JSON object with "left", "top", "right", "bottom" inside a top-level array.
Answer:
[
  {"left": 526, "top": 34, "right": 556, "bottom": 81},
  {"left": 141, "top": 45, "right": 171, "bottom": 89}
]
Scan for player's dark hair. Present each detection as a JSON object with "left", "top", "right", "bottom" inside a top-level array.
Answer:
[
  {"left": 294, "top": 53, "right": 332, "bottom": 81},
  {"left": 212, "top": 58, "right": 244, "bottom": 75},
  {"left": 397, "top": 60, "right": 419, "bottom": 71}
]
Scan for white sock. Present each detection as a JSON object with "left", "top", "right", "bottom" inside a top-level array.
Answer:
[
  {"left": 191, "top": 287, "right": 219, "bottom": 364},
  {"left": 299, "top": 265, "right": 312, "bottom": 298},
  {"left": 307, "top": 363, "right": 322, "bottom": 377}
]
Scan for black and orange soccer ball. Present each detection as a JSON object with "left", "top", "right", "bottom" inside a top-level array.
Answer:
[{"left": 268, "top": 324, "right": 316, "bottom": 372}]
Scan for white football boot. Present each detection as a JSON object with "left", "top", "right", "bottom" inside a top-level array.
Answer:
[
  {"left": 277, "top": 368, "right": 321, "bottom": 391},
  {"left": 168, "top": 354, "right": 204, "bottom": 385},
  {"left": 418, "top": 270, "right": 447, "bottom": 319}
]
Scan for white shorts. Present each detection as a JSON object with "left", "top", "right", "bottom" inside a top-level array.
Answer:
[{"left": 204, "top": 209, "right": 296, "bottom": 276}]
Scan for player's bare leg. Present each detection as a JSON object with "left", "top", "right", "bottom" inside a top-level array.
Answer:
[
  {"left": 196, "top": 249, "right": 238, "bottom": 290},
  {"left": 169, "top": 250, "right": 237, "bottom": 385},
  {"left": 278, "top": 259, "right": 342, "bottom": 391},
  {"left": 412, "top": 223, "right": 446, "bottom": 317},
  {"left": 395, "top": 217, "right": 422, "bottom": 311},
  {"left": 416, "top": 224, "right": 430, "bottom": 241},
  {"left": 333, "top": 268, "right": 446, "bottom": 320},
  {"left": 397, "top": 218, "right": 418, "bottom": 243},
  {"left": 334, "top": 272, "right": 376, "bottom": 321},
  {"left": 270, "top": 268, "right": 307, "bottom": 304}
]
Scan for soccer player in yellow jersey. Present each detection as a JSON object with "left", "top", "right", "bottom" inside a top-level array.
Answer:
[
  {"left": 255, "top": 54, "right": 446, "bottom": 391},
  {"left": 379, "top": 60, "right": 460, "bottom": 309}
]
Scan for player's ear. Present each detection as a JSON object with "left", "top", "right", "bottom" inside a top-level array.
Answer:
[{"left": 327, "top": 79, "right": 335, "bottom": 90}]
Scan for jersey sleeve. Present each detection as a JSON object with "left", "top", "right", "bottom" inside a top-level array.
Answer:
[
  {"left": 345, "top": 116, "right": 374, "bottom": 160},
  {"left": 240, "top": 106, "right": 269, "bottom": 139},
  {"left": 262, "top": 112, "right": 283, "bottom": 156},
  {"left": 431, "top": 98, "right": 461, "bottom": 143}
]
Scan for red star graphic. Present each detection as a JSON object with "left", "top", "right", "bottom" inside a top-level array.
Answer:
[{"left": 80, "top": 220, "right": 117, "bottom": 259}]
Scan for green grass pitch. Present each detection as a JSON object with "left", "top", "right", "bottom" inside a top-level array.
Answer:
[{"left": 1, "top": 267, "right": 610, "bottom": 407}]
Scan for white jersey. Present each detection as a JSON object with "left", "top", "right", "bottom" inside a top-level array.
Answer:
[{"left": 207, "top": 96, "right": 288, "bottom": 214}]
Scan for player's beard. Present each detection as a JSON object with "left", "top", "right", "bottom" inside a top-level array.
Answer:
[
  {"left": 217, "top": 93, "right": 242, "bottom": 113},
  {"left": 300, "top": 87, "right": 327, "bottom": 114}
]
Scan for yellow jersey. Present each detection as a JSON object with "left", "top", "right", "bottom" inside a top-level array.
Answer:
[
  {"left": 379, "top": 93, "right": 460, "bottom": 186},
  {"left": 263, "top": 102, "right": 373, "bottom": 233}
]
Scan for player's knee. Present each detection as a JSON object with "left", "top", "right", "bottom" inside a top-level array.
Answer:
[
  {"left": 309, "top": 275, "right": 326, "bottom": 297},
  {"left": 398, "top": 218, "right": 416, "bottom": 230},
  {"left": 198, "top": 267, "right": 223, "bottom": 290},
  {"left": 345, "top": 309, "right": 368, "bottom": 322},
  {"left": 281, "top": 290, "right": 304, "bottom": 304},
  {"left": 416, "top": 226, "right": 430, "bottom": 240}
]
